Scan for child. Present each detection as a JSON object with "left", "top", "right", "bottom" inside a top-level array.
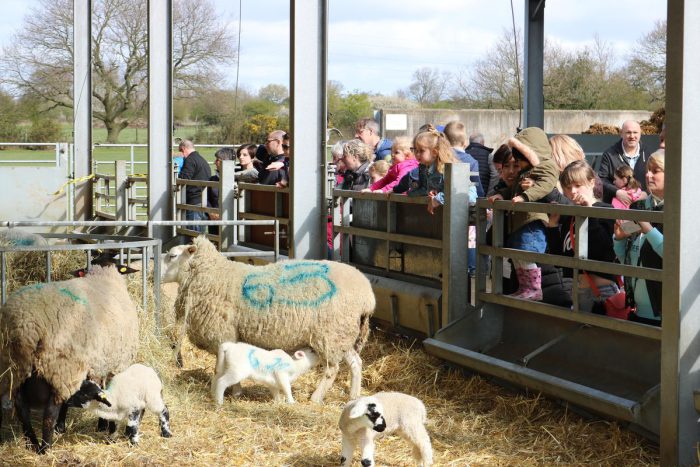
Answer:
[
  {"left": 368, "top": 160, "right": 390, "bottom": 184},
  {"left": 404, "top": 125, "right": 457, "bottom": 214},
  {"left": 364, "top": 136, "right": 419, "bottom": 193},
  {"left": 612, "top": 165, "right": 644, "bottom": 209},
  {"left": 546, "top": 160, "right": 617, "bottom": 312},
  {"left": 488, "top": 127, "right": 560, "bottom": 301}
]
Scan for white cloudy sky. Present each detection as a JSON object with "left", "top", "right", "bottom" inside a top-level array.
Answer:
[{"left": 0, "top": 1, "right": 667, "bottom": 95}]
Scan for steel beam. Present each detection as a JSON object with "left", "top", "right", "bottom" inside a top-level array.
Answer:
[
  {"left": 661, "top": 2, "right": 700, "bottom": 465},
  {"left": 147, "top": 0, "right": 173, "bottom": 241},
  {"left": 289, "top": 0, "right": 327, "bottom": 259},
  {"left": 73, "top": 0, "right": 92, "bottom": 220},
  {"left": 523, "top": 0, "right": 545, "bottom": 129}
]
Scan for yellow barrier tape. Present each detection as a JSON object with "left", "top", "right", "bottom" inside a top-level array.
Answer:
[{"left": 51, "top": 173, "right": 95, "bottom": 196}]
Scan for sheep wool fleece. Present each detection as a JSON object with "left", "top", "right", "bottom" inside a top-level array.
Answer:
[
  {"left": 175, "top": 237, "right": 375, "bottom": 365},
  {"left": 0, "top": 266, "right": 139, "bottom": 401}
]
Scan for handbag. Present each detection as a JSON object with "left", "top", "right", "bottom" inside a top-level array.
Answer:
[{"left": 584, "top": 273, "right": 634, "bottom": 320}]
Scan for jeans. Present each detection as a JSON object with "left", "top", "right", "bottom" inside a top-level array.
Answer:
[
  {"left": 186, "top": 210, "right": 206, "bottom": 233},
  {"left": 507, "top": 221, "right": 546, "bottom": 253}
]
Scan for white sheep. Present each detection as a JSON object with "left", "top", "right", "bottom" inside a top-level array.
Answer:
[
  {"left": 212, "top": 342, "right": 319, "bottom": 404},
  {"left": 0, "top": 265, "right": 139, "bottom": 453},
  {"left": 65, "top": 364, "right": 172, "bottom": 444},
  {"left": 161, "top": 236, "right": 375, "bottom": 403},
  {"left": 339, "top": 392, "right": 433, "bottom": 467}
]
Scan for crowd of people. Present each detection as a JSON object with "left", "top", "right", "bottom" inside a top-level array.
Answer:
[
  {"left": 176, "top": 117, "right": 665, "bottom": 327},
  {"left": 331, "top": 118, "right": 665, "bottom": 326}
]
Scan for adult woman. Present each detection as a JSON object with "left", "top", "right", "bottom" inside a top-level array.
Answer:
[
  {"left": 235, "top": 144, "right": 259, "bottom": 183},
  {"left": 613, "top": 149, "right": 665, "bottom": 325},
  {"left": 340, "top": 139, "right": 375, "bottom": 191}
]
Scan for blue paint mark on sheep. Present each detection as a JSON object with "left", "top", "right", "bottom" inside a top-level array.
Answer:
[
  {"left": 265, "top": 357, "right": 289, "bottom": 372},
  {"left": 58, "top": 288, "right": 87, "bottom": 305},
  {"left": 248, "top": 349, "right": 261, "bottom": 371},
  {"left": 241, "top": 262, "right": 337, "bottom": 310}
]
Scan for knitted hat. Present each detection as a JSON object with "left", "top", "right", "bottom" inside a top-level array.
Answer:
[{"left": 507, "top": 127, "right": 551, "bottom": 166}]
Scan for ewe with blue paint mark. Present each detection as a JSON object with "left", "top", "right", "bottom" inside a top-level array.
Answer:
[
  {"left": 0, "top": 265, "right": 139, "bottom": 453},
  {"left": 162, "top": 236, "right": 376, "bottom": 403}
]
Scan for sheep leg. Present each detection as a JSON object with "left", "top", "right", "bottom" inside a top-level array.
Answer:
[
  {"left": 402, "top": 425, "right": 433, "bottom": 466},
  {"left": 344, "top": 349, "right": 363, "bottom": 399},
  {"left": 358, "top": 432, "right": 376, "bottom": 467},
  {"left": 107, "top": 421, "right": 117, "bottom": 436},
  {"left": 97, "top": 418, "right": 109, "bottom": 432},
  {"left": 340, "top": 434, "right": 354, "bottom": 466},
  {"left": 37, "top": 396, "right": 60, "bottom": 454},
  {"left": 124, "top": 409, "right": 142, "bottom": 444},
  {"left": 159, "top": 406, "right": 172, "bottom": 438},
  {"left": 273, "top": 372, "right": 294, "bottom": 404},
  {"left": 212, "top": 372, "right": 241, "bottom": 405},
  {"left": 54, "top": 403, "right": 69, "bottom": 434},
  {"left": 14, "top": 390, "right": 40, "bottom": 452},
  {"left": 310, "top": 361, "right": 339, "bottom": 404}
]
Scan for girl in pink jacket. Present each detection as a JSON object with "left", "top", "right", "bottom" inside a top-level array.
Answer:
[{"left": 364, "top": 136, "right": 419, "bottom": 193}]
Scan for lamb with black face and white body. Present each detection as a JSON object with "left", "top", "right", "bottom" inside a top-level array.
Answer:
[
  {"left": 338, "top": 392, "right": 432, "bottom": 467},
  {"left": 66, "top": 364, "right": 172, "bottom": 445}
]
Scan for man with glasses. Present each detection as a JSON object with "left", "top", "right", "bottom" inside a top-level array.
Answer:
[
  {"left": 258, "top": 130, "right": 289, "bottom": 186},
  {"left": 178, "top": 139, "right": 212, "bottom": 233},
  {"left": 354, "top": 117, "right": 392, "bottom": 162},
  {"left": 597, "top": 120, "right": 650, "bottom": 204}
]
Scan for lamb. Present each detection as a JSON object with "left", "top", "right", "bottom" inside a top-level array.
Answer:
[
  {"left": 65, "top": 364, "right": 172, "bottom": 444},
  {"left": 161, "top": 236, "right": 375, "bottom": 403},
  {"left": 212, "top": 342, "right": 319, "bottom": 404},
  {"left": 339, "top": 392, "right": 433, "bottom": 467},
  {"left": 0, "top": 265, "right": 139, "bottom": 453}
]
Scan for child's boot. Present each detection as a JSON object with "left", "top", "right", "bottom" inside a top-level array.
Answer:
[{"left": 520, "top": 267, "right": 543, "bottom": 301}]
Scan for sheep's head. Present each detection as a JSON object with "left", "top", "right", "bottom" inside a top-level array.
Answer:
[
  {"left": 65, "top": 380, "right": 112, "bottom": 408},
  {"left": 349, "top": 397, "right": 386, "bottom": 432},
  {"left": 293, "top": 347, "right": 320, "bottom": 372},
  {"left": 161, "top": 244, "right": 197, "bottom": 283}
]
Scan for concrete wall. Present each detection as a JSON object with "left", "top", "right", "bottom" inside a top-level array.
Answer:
[{"left": 379, "top": 109, "right": 653, "bottom": 149}]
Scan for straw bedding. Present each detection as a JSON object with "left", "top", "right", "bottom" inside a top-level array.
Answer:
[{"left": 0, "top": 259, "right": 660, "bottom": 466}]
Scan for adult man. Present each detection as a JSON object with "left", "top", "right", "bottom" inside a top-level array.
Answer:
[
  {"left": 467, "top": 131, "right": 500, "bottom": 196},
  {"left": 258, "top": 130, "right": 289, "bottom": 186},
  {"left": 178, "top": 139, "right": 211, "bottom": 232},
  {"left": 354, "top": 118, "right": 392, "bottom": 161},
  {"left": 597, "top": 120, "right": 650, "bottom": 204}
]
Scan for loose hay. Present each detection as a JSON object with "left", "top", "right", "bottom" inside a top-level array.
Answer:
[{"left": 1, "top": 260, "right": 660, "bottom": 466}]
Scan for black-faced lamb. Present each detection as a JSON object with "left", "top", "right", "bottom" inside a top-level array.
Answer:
[
  {"left": 65, "top": 364, "right": 172, "bottom": 444},
  {"left": 212, "top": 342, "right": 319, "bottom": 404},
  {"left": 0, "top": 265, "right": 139, "bottom": 453},
  {"left": 161, "top": 236, "right": 375, "bottom": 403},
  {"left": 339, "top": 392, "right": 433, "bottom": 467}
]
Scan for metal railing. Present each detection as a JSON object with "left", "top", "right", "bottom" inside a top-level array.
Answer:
[
  {"left": 0, "top": 142, "right": 64, "bottom": 167},
  {"left": 475, "top": 198, "right": 664, "bottom": 339}
]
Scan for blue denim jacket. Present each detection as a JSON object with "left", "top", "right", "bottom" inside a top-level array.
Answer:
[{"left": 375, "top": 138, "right": 393, "bottom": 160}]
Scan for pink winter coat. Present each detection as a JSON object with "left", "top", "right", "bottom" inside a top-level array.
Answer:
[{"left": 369, "top": 159, "right": 420, "bottom": 193}]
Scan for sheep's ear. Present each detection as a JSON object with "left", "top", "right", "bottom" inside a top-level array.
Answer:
[
  {"left": 116, "top": 265, "right": 139, "bottom": 275},
  {"left": 293, "top": 350, "right": 305, "bottom": 360},
  {"left": 349, "top": 399, "right": 370, "bottom": 419},
  {"left": 187, "top": 245, "right": 197, "bottom": 255}
]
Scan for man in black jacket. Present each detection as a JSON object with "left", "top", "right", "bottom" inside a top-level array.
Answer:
[
  {"left": 258, "top": 130, "right": 289, "bottom": 186},
  {"left": 467, "top": 131, "right": 499, "bottom": 196},
  {"left": 597, "top": 120, "right": 650, "bottom": 204},
  {"left": 178, "top": 139, "right": 212, "bottom": 232}
]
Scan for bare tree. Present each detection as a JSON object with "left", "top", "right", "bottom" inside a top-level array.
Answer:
[
  {"left": 452, "top": 28, "right": 523, "bottom": 109},
  {"left": 406, "top": 67, "right": 451, "bottom": 106},
  {"left": 0, "top": 0, "right": 235, "bottom": 143},
  {"left": 627, "top": 19, "right": 666, "bottom": 104},
  {"left": 258, "top": 84, "right": 289, "bottom": 105}
]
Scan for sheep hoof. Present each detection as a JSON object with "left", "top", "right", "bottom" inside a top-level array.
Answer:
[
  {"left": 54, "top": 423, "right": 66, "bottom": 434},
  {"left": 361, "top": 459, "right": 372, "bottom": 467},
  {"left": 175, "top": 351, "right": 183, "bottom": 368}
]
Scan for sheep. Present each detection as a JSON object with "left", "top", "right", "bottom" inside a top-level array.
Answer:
[
  {"left": 161, "top": 236, "right": 375, "bottom": 403},
  {"left": 339, "top": 392, "right": 432, "bottom": 467},
  {"left": 65, "top": 364, "right": 172, "bottom": 444},
  {"left": 212, "top": 342, "right": 319, "bottom": 404},
  {"left": 0, "top": 230, "right": 48, "bottom": 247},
  {"left": 0, "top": 265, "right": 139, "bottom": 453}
]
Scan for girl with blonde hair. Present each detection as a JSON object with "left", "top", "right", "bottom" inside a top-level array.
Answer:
[{"left": 407, "top": 125, "right": 457, "bottom": 214}]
